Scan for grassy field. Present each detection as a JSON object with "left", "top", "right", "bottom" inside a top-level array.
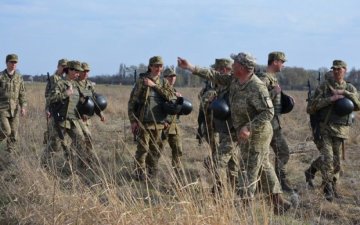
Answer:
[{"left": 0, "top": 83, "right": 359, "bottom": 225}]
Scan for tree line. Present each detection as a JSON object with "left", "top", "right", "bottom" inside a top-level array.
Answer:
[{"left": 24, "top": 63, "right": 360, "bottom": 90}]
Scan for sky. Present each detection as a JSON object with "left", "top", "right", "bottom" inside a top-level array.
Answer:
[{"left": 1, "top": 0, "right": 360, "bottom": 76}]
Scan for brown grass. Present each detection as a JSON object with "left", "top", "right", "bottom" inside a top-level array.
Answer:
[{"left": 0, "top": 83, "right": 359, "bottom": 225}]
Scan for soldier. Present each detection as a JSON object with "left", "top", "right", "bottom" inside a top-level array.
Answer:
[
  {"left": 258, "top": 52, "right": 294, "bottom": 192},
  {"left": 162, "top": 68, "right": 183, "bottom": 174},
  {"left": 47, "top": 60, "right": 90, "bottom": 172},
  {"left": 0, "top": 54, "right": 27, "bottom": 153},
  {"left": 128, "top": 56, "right": 175, "bottom": 180},
  {"left": 41, "top": 59, "right": 68, "bottom": 167},
  {"left": 178, "top": 52, "right": 291, "bottom": 214},
  {"left": 306, "top": 60, "right": 360, "bottom": 201},
  {"left": 45, "top": 59, "right": 68, "bottom": 117},
  {"left": 76, "top": 62, "right": 105, "bottom": 168},
  {"left": 202, "top": 58, "right": 239, "bottom": 195}
]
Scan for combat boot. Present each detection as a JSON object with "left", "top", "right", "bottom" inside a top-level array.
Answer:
[
  {"left": 271, "top": 193, "right": 292, "bottom": 215},
  {"left": 323, "top": 182, "right": 334, "bottom": 202},
  {"left": 133, "top": 167, "right": 146, "bottom": 181},
  {"left": 277, "top": 170, "right": 294, "bottom": 193},
  {"left": 332, "top": 180, "right": 341, "bottom": 199},
  {"left": 280, "top": 178, "right": 294, "bottom": 193},
  {"left": 305, "top": 166, "right": 317, "bottom": 189}
]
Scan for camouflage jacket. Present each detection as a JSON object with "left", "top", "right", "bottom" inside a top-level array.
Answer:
[
  {"left": 0, "top": 69, "right": 27, "bottom": 117},
  {"left": 257, "top": 72, "right": 282, "bottom": 116},
  {"left": 193, "top": 67, "right": 274, "bottom": 133},
  {"left": 45, "top": 72, "right": 64, "bottom": 111},
  {"left": 128, "top": 75, "right": 175, "bottom": 124},
  {"left": 49, "top": 78, "right": 81, "bottom": 128},
  {"left": 307, "top": 79, "right": 360, "bottom": 138}
]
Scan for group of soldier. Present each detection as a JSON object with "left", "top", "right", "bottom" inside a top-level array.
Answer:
[
  {"left": 128, "top": 52, "right": 360, "bottom": 214},
  {"left": 0, "top": 54, "right": 106, "bottom": 180},
  {"left": 1, "top": 51, "right": 359, "bottom": 214}
]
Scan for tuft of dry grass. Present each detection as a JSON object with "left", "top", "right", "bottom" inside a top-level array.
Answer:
[{"left": 0, "top": 83, "right": 359, "bottom": 225}]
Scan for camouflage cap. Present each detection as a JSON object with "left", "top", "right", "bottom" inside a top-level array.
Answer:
[
  {"left": 67, "top": 60, "right": 84, "bottom": 72},
  {"left": 81, "top": 62, "right": 90, "bottom": 71},
  {"left": 268, "top": 51, "right": 287, "bottom": 62},
  {"left": 58, "top": 58, "right": 68, "bottom": 67},
  {"left": 6, "top": 54, "right": 18, "bottom": 63},
  {"left": 149, "top": 56, "right": 163, "bottom": 66},
  {"left": 331, "top": 60, "right": 347, "bottom": 69},
  {"left": 230, "top": 52, "right": 256, "bottom": 69},
  {"left": 163, "top": 68, "right": 176, "bottom": 77},
  {"left": 212, "top": 58, "right": 233, "bottom": 69}
]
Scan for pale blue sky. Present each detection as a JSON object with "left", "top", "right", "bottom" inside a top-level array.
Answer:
[{"left": 1, "top": 0, "right": 359, "bottom": 75}]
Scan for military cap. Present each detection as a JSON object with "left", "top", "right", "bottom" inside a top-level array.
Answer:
[
  {"left": 230, "top": 52, "right": 256, "bottom": 69},
  {"left": 6, "top": 54, "right": 18, "bottom": 63},
  {"left": 163, "top": 68, "right": 176, "bottom": 77},
  {"left": 268, "top": 51, "right": 287, "bottom": 62},
  {"left": 149, "top": 56, "right": 163, "bottom": 66},
  {"left": 331, "top": 60, "right": 347, "bottom": 69},
  {"left": 58, "top": 58, "right": 68, "bottom": 67},
  {"left": 212, "top": 58, "right": 233, "bottom": 69},
  {"left": 81, "top": 62, "right": 90, "bottom": 71},
  {"left": 67, "top": 60, "right": 84, "bottom": 72}
]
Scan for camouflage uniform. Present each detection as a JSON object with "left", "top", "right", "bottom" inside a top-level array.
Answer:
[
  {"left": 258, "top": 52, "right": 293, "bottom": 192},
  {"left": 76, "top": 62, "right": 104, "bottom": 163},
  {"left": 0, "top": 54, "right": 27, "bottom": 152},
  {"left": 41, "top": 59, "right": 68, "bottom": 165},
  {"left": 192, "top": 54, "right": 282, "bottom": 199},
  {"left": 46, "top": 61, "right": 89, "bottom": 170},
  {"left": 197, "top": 80, "right": 218, "bottom": 148},
  {"left": 161, "top": 68, "right": 183, "bottom": 172},
  {"left": 306, "top": 60, "right": 360, "bottom": 200},
  {"left": 198, "top": 59, "right": 239, "bottom": 193},
  {"left": 128, "top": 56, "right": 175, "bottom": 179}
]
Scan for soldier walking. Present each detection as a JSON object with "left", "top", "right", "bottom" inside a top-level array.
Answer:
[
  {"left": 41, "top": 58, "right": 68, "bottom": 167},
  {"left": 47, "top": 60, "right": 90, "bottom": 173},
  {"left": 199, "top": 58, "right": 239, "bottom": 195},
  {"left": 162, "top": 68, "right": 184, "bottom": 175},
  {"left": 76, "top": 62, "right": 105, "bottom": 169},
  {"left": 306, "top": 60, "right": 360, "bottom": 201},
  {"left": 0, "top": 54, "right": 27, "bottom": 153},
  {"left": 258, "top": 52, "right": 294, "bottom": 192}
]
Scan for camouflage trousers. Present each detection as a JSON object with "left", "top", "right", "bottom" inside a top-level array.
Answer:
[
  {"left": 42, "top": 120, "right": 90, "bottom": 171},
  {"left": 0, "top": 111, "right": 19, "bottom": 152},
  {"left": 311, "top": 133, "right": 343, "bottom": 184},
  {"left": 164, "top": 132, "right": 183, "bottom": 169},
  {"left": 41, "top": 118, "right": 69, "bottom": 166},
  {"left": 270, "top": 125, "right": 290, "bottom": 179},
  {"left": 79, "top": 120, "right": 94, "bottom": 159},
  {"left": 205, "top": 132, "right": 238, "bottom": 190},
  {"left": 134, "top": 127, "right": 164, "bottom": 176},
  {"left": 237, "top": 123, "right": 282, "bottom": 198}
]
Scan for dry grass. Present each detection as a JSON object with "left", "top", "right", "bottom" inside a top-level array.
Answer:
[{"left": 0, "top": 83, "right": 359, "bottom": 225}]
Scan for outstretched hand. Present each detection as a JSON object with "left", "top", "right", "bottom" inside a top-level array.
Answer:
[{"left": 177, "top": 57, "right": 195, "bottom": 72}]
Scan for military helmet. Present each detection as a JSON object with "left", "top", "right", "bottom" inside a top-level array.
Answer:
[
  {"left": 280, "top": 92, "right": 295, "bottom": 114},
  {"left": 210, "top": 98, "right": 230, "bottom": 120},
  {"left": 162, "top": 98, "right": 183, "bottom": 115},
  {"left": 77, "top": 96, "right": 95, "bottom": 117},
  {"left": 93, "top": 93, "right": 107, "bottom": 114},
  {"left": 178, "top": 97, "right": 193, "bottom": 115},
  {"left": 334, "top": 98, "right": 354, "bottom": 116}
]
